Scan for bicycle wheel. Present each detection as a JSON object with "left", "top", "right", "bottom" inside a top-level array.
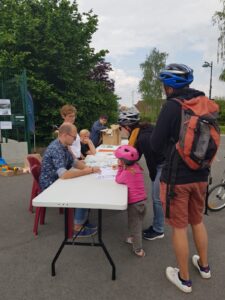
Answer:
[{"left": 208, "top": 183, "right": 225, "bottom": 211}]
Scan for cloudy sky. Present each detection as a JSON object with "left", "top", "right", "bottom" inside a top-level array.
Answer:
[{"left": 77, "top": 0, "right": 224, "bottom": 107}]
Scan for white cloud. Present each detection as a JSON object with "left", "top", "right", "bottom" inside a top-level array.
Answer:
[
  {"left": 78, "top": 0, "right": 221, "bottom": 55},
  {"left": 110, "top": 69, "right": 141, "bottom": 106},
  {"left": 77, "top": 0, "right": 225, "bottom": 104}
]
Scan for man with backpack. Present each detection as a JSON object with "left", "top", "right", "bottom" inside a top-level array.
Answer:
[{"left": 151, "top": 64, "right": 220, "bottom": 293}]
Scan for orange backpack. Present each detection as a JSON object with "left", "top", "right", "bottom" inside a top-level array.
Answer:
[{"left": 173, "top": 96, "right": 220, "bottom": 170}]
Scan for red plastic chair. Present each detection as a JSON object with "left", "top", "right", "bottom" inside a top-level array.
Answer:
[
  {"left": 30, "top": 164, "right": 45, "bottom": 235},
  {"left": 27, "top": 156, "right": 42, "bottom": 213},
  {"left": 29, "top": 160, "right": 73, "bottom": 237},
  {"left": 27, "top": 155, "right": 63, "bottom": 215}
]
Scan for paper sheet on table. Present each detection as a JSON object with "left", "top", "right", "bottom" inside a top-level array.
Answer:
[
  {"left": 96, "top": 167, "right": 117, "bottom": 180},
  {"left": 85, "top": 154, "right": 117, "bottom": 168}
]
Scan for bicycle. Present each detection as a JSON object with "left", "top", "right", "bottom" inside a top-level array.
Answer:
[{"left": 207, "top": 168, "right": 225, "bottom": 212}]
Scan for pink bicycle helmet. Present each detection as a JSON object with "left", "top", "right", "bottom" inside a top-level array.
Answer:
[{"left": 114, "top": 145, "right": 139, "bottom": 164}]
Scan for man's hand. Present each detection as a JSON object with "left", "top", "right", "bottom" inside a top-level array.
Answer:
[
  {"left": 82, "top": 166, "right": 101, "bottom": 175},
  {"left": 60, "top": 166, "right": 100, "bottom": 179},
  {"left": 92, "top": 166, "right": 101, "bottom": 173}
]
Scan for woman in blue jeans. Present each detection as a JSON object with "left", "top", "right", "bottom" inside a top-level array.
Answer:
[
  {"left": 148, "top": 164, "right": 164, "bottom": 238},
  {"left": 118, "top": 109, "right": 165, "bottom": 240}
]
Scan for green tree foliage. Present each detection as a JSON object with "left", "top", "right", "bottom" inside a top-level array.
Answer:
[
  {"left": 0, "top": 0, "right": 118, "bottom": 144},
  {"left": 215, "top": 98, "right": 225, "bottom": 125},
  {"left": 138, "top": 48, "right": 168, "bottom": 122},
  {"left": 139, "top": 48, "right": 168, "bottom": 101},
  {"left": 213, "top": 0, "right": 225, "bottom": 80}
]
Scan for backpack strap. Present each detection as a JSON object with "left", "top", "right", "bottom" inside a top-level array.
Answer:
[
  {"left": 168, "top": 97, "right": 184, "bottom": 106},
  {"left": 165, "top": 146, "right": 180, "bottom": 218},
  {"left": 171, "top": 98, "right": 183, "bottom": 104}
]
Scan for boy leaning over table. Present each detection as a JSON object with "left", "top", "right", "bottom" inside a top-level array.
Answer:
[{"left": 39, "top": 123, "right": 100, "bottom": 237}]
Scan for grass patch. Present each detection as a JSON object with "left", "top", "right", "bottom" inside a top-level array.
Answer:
[{"left": 220, "top": 125, "right": 225, "bottom": 134}]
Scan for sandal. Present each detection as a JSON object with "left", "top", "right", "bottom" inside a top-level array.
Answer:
[{"left": 134, "top": 249, "right": 146, "bottom": 257}]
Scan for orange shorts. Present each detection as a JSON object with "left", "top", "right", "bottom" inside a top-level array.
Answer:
[{"left": 160, "top": 181, "right": 207, "bottom": 228}]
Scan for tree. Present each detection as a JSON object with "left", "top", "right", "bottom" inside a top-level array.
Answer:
[
  {"left": 0, "top": 0, "right": 118, "bottom": 144},
  {"left": 138, "top": 48, "right": 168, "bottom": 122},
  {"left": 89, "top": 59, "right": 115, "bottom": 92},
  {"left": 213, "top": 0, "right": 225, "bottom": 81}
]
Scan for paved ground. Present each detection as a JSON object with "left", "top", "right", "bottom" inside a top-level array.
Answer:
[{"left": 0, "top": 138, "right": 225, "bottom": 300}]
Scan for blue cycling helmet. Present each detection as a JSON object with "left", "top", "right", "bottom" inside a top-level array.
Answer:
[{"left": 159, "top": 63, "right": 193, "bottom": 89}]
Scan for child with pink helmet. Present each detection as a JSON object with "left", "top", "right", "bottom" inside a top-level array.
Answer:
[{"left": 115, "top": 145, "right": 147, "bottom": 257}]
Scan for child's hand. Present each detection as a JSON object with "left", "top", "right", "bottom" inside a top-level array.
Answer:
[
  {"left": 82, "top": 137, "right": 89, "bottom": 144},
  {"left": 117, "top": 159, "right": 124, "bottom": 167},
  {"left": 112, "top": 165, "right": 118, "bottom": 170}
]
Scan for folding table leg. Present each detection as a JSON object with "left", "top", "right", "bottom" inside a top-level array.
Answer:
[
  {"left": 51, "top": 208, "right": 69, "bottom": 276},
  {"left": 67, "top": 208, "right": 74, "bottom": 239},
  {"left": 97, "top": 210, "right": 116, "bottom": 280}
]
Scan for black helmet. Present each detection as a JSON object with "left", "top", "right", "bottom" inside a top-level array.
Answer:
[
  {"left": 159, "top": 63, "right": 193, "bottom": 88},
  {"left": 118, "top": 110, "right": 140, "bottom": 127}
]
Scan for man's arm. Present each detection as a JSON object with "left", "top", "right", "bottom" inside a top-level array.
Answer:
[
  {"left": 90, "top": 121, "right": 106, "bottom": 146},
  {"left": 51, "top": 149, "right": 100, "bottom": 180},
  {"left": 60, "top": 158, "right": 100, "bottom": 179},
  {"left": 60, "top": 167, "right": 95, "bottom": 179},
  {"left": 151, "top": 101, "right": 181, "bottom": 154},
  {"left": 93, "top": 121, "right": 107, "bottom": 132}
]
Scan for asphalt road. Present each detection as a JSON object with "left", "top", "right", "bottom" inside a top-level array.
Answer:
[{"left": 0, "top": 137, "right": 225, "bottom": 300}]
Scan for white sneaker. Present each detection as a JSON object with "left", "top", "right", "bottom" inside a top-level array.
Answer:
[
  {"left": 166, "top": 267, "right": 192, "bottom": 293},
  {"left": 192, "top": 255, "right": 211, "bottom": 279}
]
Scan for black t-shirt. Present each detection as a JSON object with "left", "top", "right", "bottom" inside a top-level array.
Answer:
[
  {"left": 135, "top": 125, "right": 165, "bottom": 181},
  {"left": 81, "top": 143, "right": 90, "bottom": 157}
]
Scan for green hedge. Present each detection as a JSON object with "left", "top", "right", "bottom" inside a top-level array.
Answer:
[{"left": 215, "top": 98, "right": 225, "bottom": 126}]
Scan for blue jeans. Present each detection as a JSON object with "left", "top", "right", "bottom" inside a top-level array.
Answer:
[
  {"left": 74, "top": 208, "right": 89, "bottom": 225},
  {"left": 151, "top": 165, "right": 164, "bottom": 233}
]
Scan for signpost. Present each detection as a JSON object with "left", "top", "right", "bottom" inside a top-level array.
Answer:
[
  {"left": 0, "top": 70, "right": 31, "bottom": 158},
  {"left": 0, "top": 99, "right": 11, "bottom": 157}
]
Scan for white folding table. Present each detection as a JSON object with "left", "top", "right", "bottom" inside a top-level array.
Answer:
[{"left": 33, "top": 173, "right": 127, "bottom": 280}]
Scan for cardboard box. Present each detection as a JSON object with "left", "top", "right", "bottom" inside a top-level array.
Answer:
[{"left": 101, "top": 124, "right": 121, "bottom": 145}]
